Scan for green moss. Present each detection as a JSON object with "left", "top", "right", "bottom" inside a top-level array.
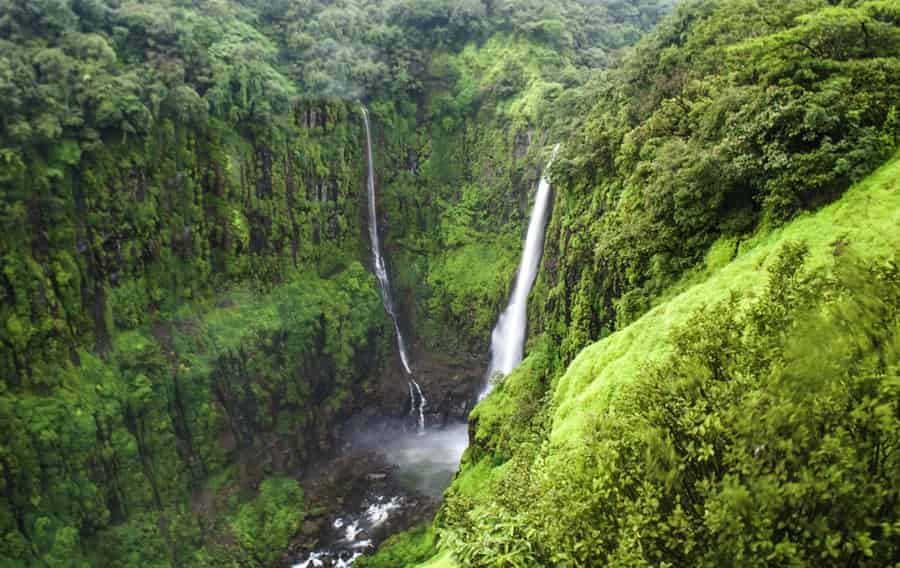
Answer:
[
  {"left": 437, "top": 34, "right": 572, "bottom": 126},
  {"left": 228, "top": 477, "right": 305, "bottom": 566},
  {"left": 424, "top": 241, "right": 518, "bottom": 351},
  {"left": 447, "top": 458, "right": 499, "bottom": 503},
  {"left": 468, "top": 348, "right": 550, "bottom": 462}
]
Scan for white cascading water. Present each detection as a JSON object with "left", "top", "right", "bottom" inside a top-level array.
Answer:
[
  {"left": 411, "top": 380, "right": 426, "bottom": 432},
  {"left": 483, "top": 144, "right": 560, "bottom": 397},
  {"left": 361, "top": 106, "right": 426, "bottom": 432}
]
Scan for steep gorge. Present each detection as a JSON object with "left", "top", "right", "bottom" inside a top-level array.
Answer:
[
  {"left": 0, "top": 2, "right": 584, "bottom": 562},
  {"left": 3, "top": 1, "right": 900, "bottom": 567}
]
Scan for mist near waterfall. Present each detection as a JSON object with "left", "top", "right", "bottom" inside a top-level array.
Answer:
[{"left": 349, "top": 423, "right": 469, "bottom": 498}]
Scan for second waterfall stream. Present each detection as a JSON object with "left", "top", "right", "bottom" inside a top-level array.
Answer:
[
  {"left": 361, "top": 106, "right": 426, "bottom": 433},
  {"left": 484, "top": 144, "right": 560, "bottom": 397}
]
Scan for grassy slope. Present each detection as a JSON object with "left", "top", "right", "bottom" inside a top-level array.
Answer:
[
  {"left": 420, "top": 153, "right": 900, "bottom": 566},
  {"left": 552, "top": 153, "right": 900, "bottom": 444}
]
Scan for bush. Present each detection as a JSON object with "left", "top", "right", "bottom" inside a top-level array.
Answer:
[{"left": 229, "top": 477, "right": 305, "bottom": 566}]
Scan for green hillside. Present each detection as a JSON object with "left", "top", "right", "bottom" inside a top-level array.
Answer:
[
  {"left": 435, "top": 153, "right": 900, "bottom": 565},
  {"left": 553, "top": 153, "right": 900, "bottom": 444}
]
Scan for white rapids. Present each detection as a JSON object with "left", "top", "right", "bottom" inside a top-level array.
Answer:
[{"left": 292, "top": 493, "right": 408, "bottom": 568}]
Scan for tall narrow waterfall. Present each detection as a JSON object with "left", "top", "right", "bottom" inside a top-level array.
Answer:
[
  {"left": 484, "top": 144, "right": 560, "bottom": 396},
  {"left": 361, "top": 106, "right": 426, "bottom": 432}
]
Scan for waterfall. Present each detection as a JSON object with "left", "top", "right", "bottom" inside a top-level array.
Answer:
[
  {"left": 411, "top": 380, "right": 426, "bottom": 433},
  {"left": 484, "top": 144, "right": 560, "bottom": 396},
  {"left": 361, "top": 105, "right": 426, "bottom": 431}
]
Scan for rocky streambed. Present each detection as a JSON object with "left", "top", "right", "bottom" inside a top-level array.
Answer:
[
  {"left": 282, "top": 342, "right": 480, "bottom": 567},
  {"left": 285, "top": 423, "right": 469, "bottom": 567}
]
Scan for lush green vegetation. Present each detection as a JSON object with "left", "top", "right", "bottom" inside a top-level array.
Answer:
[
  {"left": 3, "top": 0, "right": 899, "bottom": 566},
  {"left": 435, "top": 153, "right": 900, "bottom": 566},
  {"left": 229, "top": 477, "right": 305, "bottom": 566},
  {"left": 0, "top": 0, "right": 674, "bottom": 565},
  {"left": 445, "top": 244, "right": 900, "bottom": 565},
  {"left": 355, "top": 523, "right": 439, "bottom": 568},
  {"left": 537, "top": 0, "right": 900, "bottom": 370},
  {"left": 1, "top": 264, "right": 387, "bottom": 566},
  {"left": 0, "top": 1, "right": 380, "bottom": 564},
  {"left": 423, "top": 1, "right": 900, "bottom": 566},
  {"left": 324, "top": 0, "right": 677, "bottom": 353}
]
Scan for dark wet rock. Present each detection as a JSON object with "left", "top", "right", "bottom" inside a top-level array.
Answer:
[
  {"left": 288, "top": 444, "right": 445, "bottom": 567},
  {"left": 359, "top": 345, "right": 483, "bottom": 432},
  {"left": 301, "top": 520, "right": 319, "bottom": 537}
]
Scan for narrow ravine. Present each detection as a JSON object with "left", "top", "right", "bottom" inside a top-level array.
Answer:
[
  {"left": 484, "top": 144, "right": 560, "bottom": 395},
  {"left": 291, "top": 131, "right": 559, "bottom": 568},
  {"left": 290, "top": 108, "right": 462, "bottom": 568}
]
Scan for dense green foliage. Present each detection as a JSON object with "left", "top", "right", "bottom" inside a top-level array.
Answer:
[
  {"left": 258, "top": 0, "right": 675, "bottom": 353},
  {"left": 428, "top": 1, "right": 900, "bottom": 566},
  {"left": 0, "top": 0, "right": 372, "bottom": 377},
  {"left": 538, "top": 0, "right": 900, "bottom": 370},
  {"left": 0, "top": 1, "right": 385, "bottom": 564},
  {"left": 0, "top": 0, "right": 674, "bottom": 565},
  {"left": 444, "top": 239, "right": 900, "bottom": 566},
  {"left": 4, "top": 0, "right": 899, "bottom": 566},
  {"left": 1, "top": 266, "right": 386, "bottom": 566},
  {"left": 355, "top": 523, "right": 439, "bottom": 568},
  {"left": 256, "top": 0, "right": 674, "bottom": 99},
  {"left": 229, "top": 477, "right": 305, "bottom": 566}
]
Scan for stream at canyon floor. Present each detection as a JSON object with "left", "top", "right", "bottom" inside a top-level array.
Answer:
[{"left": 290, "top": 423, "right": 469, "bottom": 567}]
